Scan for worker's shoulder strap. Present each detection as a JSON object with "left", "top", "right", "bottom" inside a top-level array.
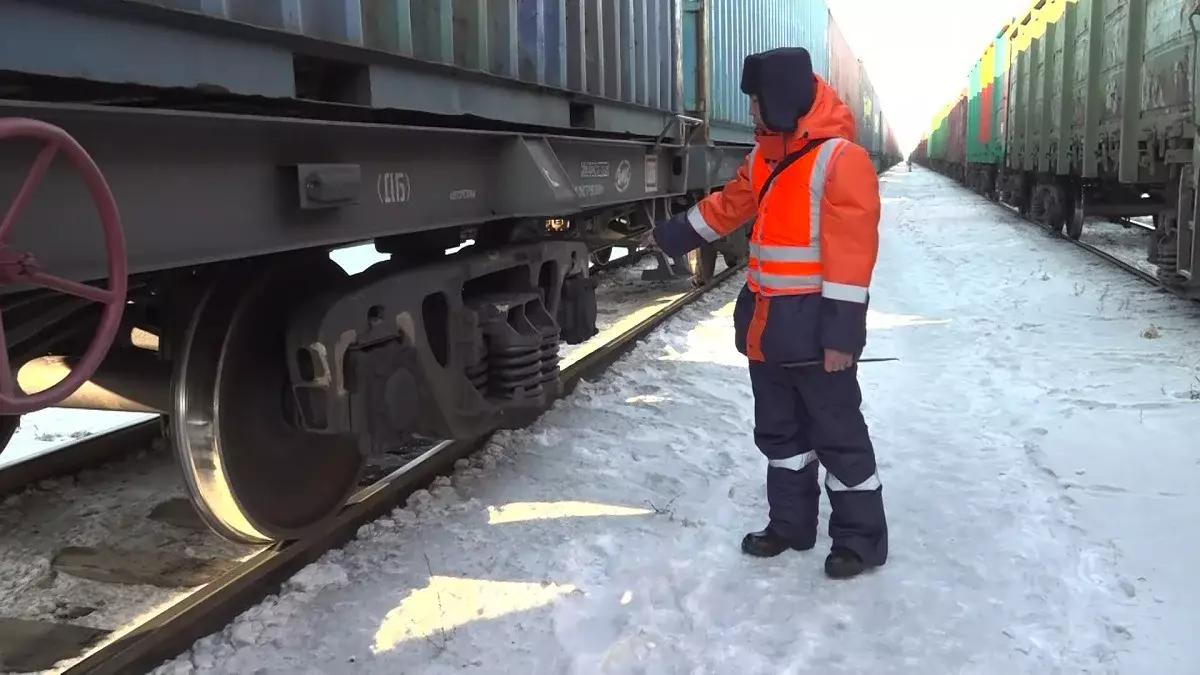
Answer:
[{"left": 756, "top": 137, "right": 833, "bottom": 203}]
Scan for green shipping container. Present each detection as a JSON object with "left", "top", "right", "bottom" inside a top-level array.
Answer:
[{"left": 966, "top": 28, "right": 1009, "bottom": 166}]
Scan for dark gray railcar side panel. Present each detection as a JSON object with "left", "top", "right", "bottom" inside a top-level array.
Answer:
[{"left": 0, "top": 101, "right": 743, "bottom": 286}]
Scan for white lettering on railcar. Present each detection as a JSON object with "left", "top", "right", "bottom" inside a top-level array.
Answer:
[
  {"left": 377, "top": 172, "right": 411, "bottom": 204},
  {"left": 449, "top": 189, "right": 477, "bottom": 201},
  {"left": 581, "top": 161, "right": 610, "bottom": 178}
]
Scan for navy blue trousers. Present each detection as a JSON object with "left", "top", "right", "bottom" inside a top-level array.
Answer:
[{"left": 749, "top": 361, "right": 888, "bottom": 566}]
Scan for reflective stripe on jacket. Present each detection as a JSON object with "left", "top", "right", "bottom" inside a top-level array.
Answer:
[
  {"left": 651, "top": 74, "right": 881, "bottom": 363},
  {"left": 746, "top": 139, "right": 841, "bottom": 296}
]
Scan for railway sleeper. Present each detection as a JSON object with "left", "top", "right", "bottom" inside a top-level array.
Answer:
[{"left": 14, "top": 239, "right": 596, "bottom": 544}]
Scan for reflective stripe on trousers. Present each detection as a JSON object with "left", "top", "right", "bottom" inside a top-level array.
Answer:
[
  {"left": 826, "top": 471, "right": 882, "bottom": 491},
  {"left": 768, "top": 451, "right": 817, "bottom": 472},
  {"left": 770, "top": 452, "right": 882, "bottom": 492}
]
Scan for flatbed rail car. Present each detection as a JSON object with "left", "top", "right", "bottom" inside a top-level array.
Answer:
[
  {"left": 0, "top": 0, "right": 901, "bottom": 545},
  {"left": 919, "top": 0, "right": 1200, "bottom": 297}
]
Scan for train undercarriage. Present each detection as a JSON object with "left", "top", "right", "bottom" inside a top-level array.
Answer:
[
  {"left": 0, "top": 95, "right": 750, "bottom": 544},
  {"left": 957, "top": 143, "right": 1200, "bottom": 298}
]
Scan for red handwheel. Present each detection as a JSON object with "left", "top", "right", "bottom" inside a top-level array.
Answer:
[{"left": 0, "top": 118, "right": 127, "bottom": 415}]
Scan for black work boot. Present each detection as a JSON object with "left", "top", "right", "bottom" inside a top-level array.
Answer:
[
  {"left": 824, "top": 547, "right": 871, "bottom": 579},
  {"left": 741, "top": 527, "right": 814, "bottom": 558}
]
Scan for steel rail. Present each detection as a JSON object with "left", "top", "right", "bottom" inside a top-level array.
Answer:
[
  {"left": 59, "top": 261, "right": 745, "bottom": 675},
  {"left": 1066, "top": 236, "right": 1161, "bottom": 286},
  {"left": 990, "top": 197, "right": 1165, "bottom": 289}
]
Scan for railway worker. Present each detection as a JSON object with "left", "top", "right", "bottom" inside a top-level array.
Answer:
[{"left": 643, "top": 47, "right": 886, "bottom": 579}]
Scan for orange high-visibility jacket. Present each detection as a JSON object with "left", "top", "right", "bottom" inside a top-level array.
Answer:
[{"left": 651, "top": 75, "right": 881, "bottom": 362}]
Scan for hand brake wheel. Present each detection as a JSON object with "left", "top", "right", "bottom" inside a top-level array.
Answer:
[{"left": 0, "top": 118, "right": 127, "bottom": 415}]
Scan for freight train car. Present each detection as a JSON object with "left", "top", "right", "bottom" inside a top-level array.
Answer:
[
  {"left": 925, "top": 90, "right": 967, "bottom": 178},
  {"left": 921, "top": 0, "right": 1200, "bottom": 297},
  {"left": 911, "top": 135, "right": 929, "bottom": 165},
  {"left": 962, "top": 25, "right": 1012, "bottom": 198},
  {"left": 0, "top": 0, "right": 900, "bottom": 544},
  {"left": 828, "top": 16, "right": 901, "bottom": 173},
  {"left": 882, "top": 117, "right": 903, "bottom": 169}
]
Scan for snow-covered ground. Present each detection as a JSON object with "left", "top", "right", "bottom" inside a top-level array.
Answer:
[
  {"left": 1, "top": 411, "right": 157, "bottom": 470},
  {"left": 135, "top": 167, "right": 1200, "bottom": 674}
]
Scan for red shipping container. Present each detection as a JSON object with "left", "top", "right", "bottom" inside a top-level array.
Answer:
[
  {"left": 826, "top": 16, "right": 862, "bottom": 136},
  {"left": 946, "top": 90, "right": 968, "bottom": 167}
]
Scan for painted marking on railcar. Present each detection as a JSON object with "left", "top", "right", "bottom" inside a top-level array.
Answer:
[
  {"left": 377, "top": 172, "right": 411, "bottom": 204},
  {"left": 580, "top": 161, "right": 610, "bottom": 178},
  {"left": 644, "top": 155, "right": 659, "bottom": 193},
  {"left": 614, "top": 159, "right": 632, "bottom": 193},
  {"left": 449, "top": 189, "right": 477, "bottom": 201},
  {"left": 575, "top": 184, "right": 604, "bottom": 198}
]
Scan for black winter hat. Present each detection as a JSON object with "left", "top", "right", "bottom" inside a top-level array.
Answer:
[{"left": 739, "top": 47, "right": 816, "bottom": 133}]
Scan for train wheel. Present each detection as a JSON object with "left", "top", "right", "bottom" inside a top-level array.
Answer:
[
  {"left": 171, "top": 259, "right": 364, "bottom": 544},
  {"left": 1042, "top": 184, "right": 1067, "bottom": 236},
  {"left": 1066, "top": 194, "right": 1085, "bottom": 240},
  {"left": 686, "top": 244, "right": 718, "bottom": 287}
]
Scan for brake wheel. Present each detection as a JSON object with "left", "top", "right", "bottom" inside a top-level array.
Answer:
[{"left": 0, "top": 118, "right": 127, "bottom": 415}]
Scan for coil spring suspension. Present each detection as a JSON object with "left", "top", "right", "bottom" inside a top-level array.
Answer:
[
  {"left": 466, "top": 346, "right": 489, "bottom": 391},
  {"left": 467, "top": 292, "right": 561, "bottom": 401}
]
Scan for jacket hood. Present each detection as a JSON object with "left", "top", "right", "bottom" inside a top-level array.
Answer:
[{"left": 755, "top": 75, "right": 857, "bottom": 159}]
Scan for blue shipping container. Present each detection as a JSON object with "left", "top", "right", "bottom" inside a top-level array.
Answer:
[
  {"left": 8, "top": 0, "right": 831, "bottom": 143},
  {"left": 59, "top": 0, "right": 682, "bottom": 137},
  {"left": 684, "top": 0, "right": 830, "bottom": 142}
]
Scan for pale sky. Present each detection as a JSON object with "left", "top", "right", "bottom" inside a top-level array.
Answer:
[{"left": 825, "top": 0, "right": 1033, "bottom": 155}]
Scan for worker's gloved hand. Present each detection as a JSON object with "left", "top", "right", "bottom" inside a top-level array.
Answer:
[
  {"left": 639, "top": 210, "right": 693, "bottom": 258},
  {"left": 642, "top": 210, "right": 689, "bottom": 248}
]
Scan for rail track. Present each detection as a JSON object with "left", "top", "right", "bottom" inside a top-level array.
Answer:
[
  {"left": 1060, "top": 216, "right": 1159, "bottom": 285},
  {"left": 0, "top": 259, "right": 743, "bottom": 675},
  {"left": 945, "top": 175, "right": 1168, "bottom": 290},
  {"left": 1065, "top": 235, "right": 1160, "bottom": 287}
]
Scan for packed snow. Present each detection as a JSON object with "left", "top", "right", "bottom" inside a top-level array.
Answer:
[{"left": 133, "top": 167, "right": 1199, "bottom": 674}]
